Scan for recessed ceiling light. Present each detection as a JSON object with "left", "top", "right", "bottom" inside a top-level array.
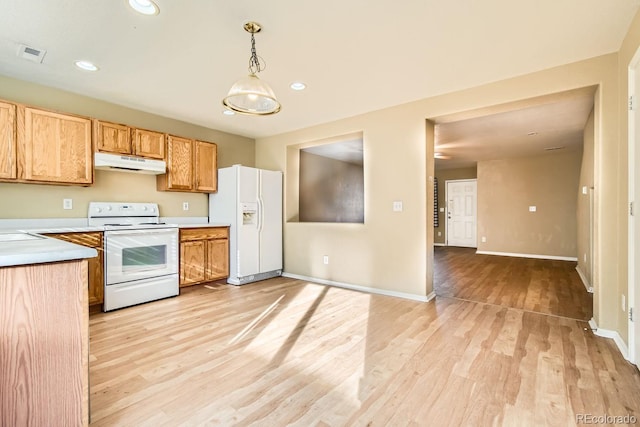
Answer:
[
  {"left": 290, "top": 82, "right": 306, "bottom": 91},
  {"left": 434, "top": 152, "right": 451, "bottom": 160},
  {"left": 527, "top": 131, "right": 538, "bottom": 136},
  {"left": 223, "top": 109, "right": 235, "bottom": 116},
  {"left": 74, "top": 60, "right": 98, "bottom": 71},
  {"left": 544, "top": 146, "right": 565, "bottom": 151},
  {"left": 128, "top": 0, "right": 159, "bottom": 15}
]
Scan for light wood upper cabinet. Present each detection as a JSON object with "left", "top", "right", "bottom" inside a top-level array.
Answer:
[
  {"left": 158, "top": 135, "right": 193, "bottom": 191},
  {"left": 157, "top": 137, "right": 217, "bottom": 193},
  {"left": 133, "top": 128, "right": 165, "bottom": 160},
  {"left": 0, "top": 101, "right": 16, "bottom": 180},
  {"left": 18, "top": 106, "right": 93, "bottom": 185},
  {"left": 94, "top": 120, "right": 131, "bottom": 155},
  {"left": 195, "top": 140, "right": 217, "bottom": 192}
]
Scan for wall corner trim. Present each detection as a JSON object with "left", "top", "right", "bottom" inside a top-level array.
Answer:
[
  {"left": 588, "top": 317, "right": 631, "bottom": 362},
  {"left": 475, "top": 250, "right": 578, "bottom": 262},
  {"left": 281, "top": 272, "right": 433, "bottom": 303},
  {"left": 575, "top": 265, "right": 594, "bottom": 293}
]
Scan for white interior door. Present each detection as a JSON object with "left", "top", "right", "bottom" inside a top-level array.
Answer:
[
  {"left": 629, "top": 50, "right": 640, "bottom": 365},
  {"left": 446, "top": 179, "right": 477, "bottom": 248}
]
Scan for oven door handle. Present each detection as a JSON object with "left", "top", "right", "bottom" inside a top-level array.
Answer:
[{"left": 105, "top": 229, "right": 177, "bottom": 236}]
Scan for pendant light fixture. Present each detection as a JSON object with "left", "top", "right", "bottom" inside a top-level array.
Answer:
[{"left": 223, "top": 22, "right": 281, "bottom": 115}]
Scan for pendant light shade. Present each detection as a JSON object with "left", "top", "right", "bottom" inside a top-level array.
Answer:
[
  {"left": 223, "top": 73, "right": 281, "bottom": 115},
  {"left": 223, "top": 21, "right": 281, "bottom": 116}
]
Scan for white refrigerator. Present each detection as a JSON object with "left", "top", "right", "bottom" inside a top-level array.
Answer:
[{"left": 209, "top": 165, "right": 283, "bottom": 285}]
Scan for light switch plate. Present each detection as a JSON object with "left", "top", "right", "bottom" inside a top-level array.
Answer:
[
  {"left": 393, "top": 201, "right": 403, "bottom": 212},
  {"left": 183, "top": 202, "right": 189, "bottom": 211},
  {"left": 439, "top": 207, "right": 445, "bottom": 212}
]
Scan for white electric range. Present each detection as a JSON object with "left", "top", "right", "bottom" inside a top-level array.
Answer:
[{"left": 88, "top": 202, "right": 179, "bottom": 311}]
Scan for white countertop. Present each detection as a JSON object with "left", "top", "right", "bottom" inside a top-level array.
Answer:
[
  {"left": 0, "top": 217, "right": 228, "bottom": 268},
  {"left": 177, "top": 223, "right": 230, "bottom": 228},
  {"left": 0, "top": 217, "right": 228, "bottom": 233},
  {"left": 0, "top": 232, "right": 98, "bottom": 268}
]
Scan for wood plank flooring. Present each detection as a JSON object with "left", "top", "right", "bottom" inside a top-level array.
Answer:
[
  {"left": 89, "top": 277, "right": 640, "bottom": 426},
  {"left": 434, "top": 247, "right": 593, "bottom": 320}
]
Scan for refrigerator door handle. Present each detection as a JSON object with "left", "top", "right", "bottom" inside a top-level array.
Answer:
[{"left": 257, "top": 197, "right": 264, "bottom": 232}]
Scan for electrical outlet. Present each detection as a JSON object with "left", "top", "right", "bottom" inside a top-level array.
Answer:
[
  {"left": 183, "top": 202, "right": 189, "bottom": 211},
  {"left": 323, "top": 255, "right": 329, "bottom": 265},
  {"left": 63, "top": 198, "right": 73, "bottom": 210},
  {"left": 622, "top": 294, "right": 626, "bottom": 312},
  {"left": 437, "top": 231, "right": 441, "bottom": 236},
  {"left": 393, "top": 201, "right": 403, "bottom": 212},
  {"left": 529, "top": 206, "right": 537, "bottom": 212},
  {"left": 481, "top": 236, "right": 487, "bottom": 243}
]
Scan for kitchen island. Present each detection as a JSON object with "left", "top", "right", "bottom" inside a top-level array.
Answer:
[{"left": 0, "top": 232, "right": 96, "bottom": 427}]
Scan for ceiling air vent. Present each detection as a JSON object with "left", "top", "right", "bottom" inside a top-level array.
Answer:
[
  {"left": 17, "top": 44, "right": 46, "bottom": 63},
  {"left": 544, "top": 146, "right": 565, "bottom": 151}
]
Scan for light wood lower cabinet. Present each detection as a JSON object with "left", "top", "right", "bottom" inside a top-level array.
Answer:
[
  {"left": 179, "top": 227, "right": 229, "bottom": 287},
  {"left": 44, "top": 232, "right": 104, "bottom": 307},
  {"left": 0, "top": 260, "right": 89, "bottom": 426}
]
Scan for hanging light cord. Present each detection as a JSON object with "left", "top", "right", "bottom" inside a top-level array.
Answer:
[{"left": 248, "top": 32, "right": 266, "bottom": 74}]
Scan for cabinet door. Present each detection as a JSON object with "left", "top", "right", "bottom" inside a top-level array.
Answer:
[
  {"left": 43, "top": 232, "right": 104, "bottom": 306},
  {"left": 206, "top": 238, "right": 229, "bottom": 280},
  {"left": 180, "top": 240, "right": 207, "bottom": 287},
  {"left": 19, "top": 107, "right": 93, "bottom": 185},
  {"left": 94, "top": 120, "right": 131, "bottom": 155},
  {"left": 132, "top": 128, "right": 165, "bottom": 160},
  {"left": 195, "top": 140, "right": 217, "bottom": 192},
  {"left": 163, "top": 135, "right": 194, "bottom": 191},
  {"left": 0, "top": 101, "right": 16, "bottom": 179}
]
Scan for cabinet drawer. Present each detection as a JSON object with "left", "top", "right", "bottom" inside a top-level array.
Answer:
[{"left": 180, "top": 227, "right": 228, "bottom": 242}]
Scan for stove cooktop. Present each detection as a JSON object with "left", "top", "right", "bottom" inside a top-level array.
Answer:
[{"left": 88, "top": 202, "right": 177, "bottom": 230}]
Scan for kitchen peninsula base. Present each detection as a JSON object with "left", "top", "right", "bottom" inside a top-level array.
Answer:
[{"left": 0, "top": 260, "right": 89, "bottom": 427}]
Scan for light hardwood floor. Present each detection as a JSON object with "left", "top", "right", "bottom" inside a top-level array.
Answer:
[
  {"left": 434, "top": 246, "right": 593, "bottom": 320},
  {"left": 89, "top": 277, "right": 640, "bottom": 426}
]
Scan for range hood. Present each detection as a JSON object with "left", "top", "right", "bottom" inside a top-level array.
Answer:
[{"left": 94, "top": 152, "right": 166, "bottom": 175}]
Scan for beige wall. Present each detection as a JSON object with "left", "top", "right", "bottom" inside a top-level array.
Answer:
[
  {"left": 477, "top": 151, "right": 581, "bottom": 257},
  {"left": 256, "top": 52, "right": 621, "bottom": 321},
  {"left": 299, "top": 152, "right": 364, "bottom": 223},
  {"left": 577, "top": 110, "right": 595, "bottom": 286},
  {"left": 0, "top": 75, "right": 255, "bottom": 219},
  {"left": 434, "top": 167, "right": 477, "bottom": 245}
]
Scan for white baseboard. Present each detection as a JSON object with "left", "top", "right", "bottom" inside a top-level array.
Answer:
[
  {"left": 575, "top": 266, "right": 594, "bottom": 293},
  {"left": 434, "top": 243, "right": 445, "bottom": 247},
  {"left": 588, "top": 318, "right": 631, "bottom": 362},
  {"left": 475, "top": 250, "right": 578, "bottom": 262},
  {"left": 282, "top": 272, "right": 435, "bottom": 303}
]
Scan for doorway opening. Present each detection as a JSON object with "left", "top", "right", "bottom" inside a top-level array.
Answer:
[{"left": 431, "top": 87, "right": 596, "bottom": 321}]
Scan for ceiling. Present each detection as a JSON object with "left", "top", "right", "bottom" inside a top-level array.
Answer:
[
  {"left": 434, "top": 87, "right": 596, "bottom": 170},
  {"left": 0, "top": 1, "right": 637, "bottom": 140}
]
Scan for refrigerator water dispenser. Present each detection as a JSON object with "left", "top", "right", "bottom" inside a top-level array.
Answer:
[{"left": 241, "top": 202, "right": 258, "bottom": 225}]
